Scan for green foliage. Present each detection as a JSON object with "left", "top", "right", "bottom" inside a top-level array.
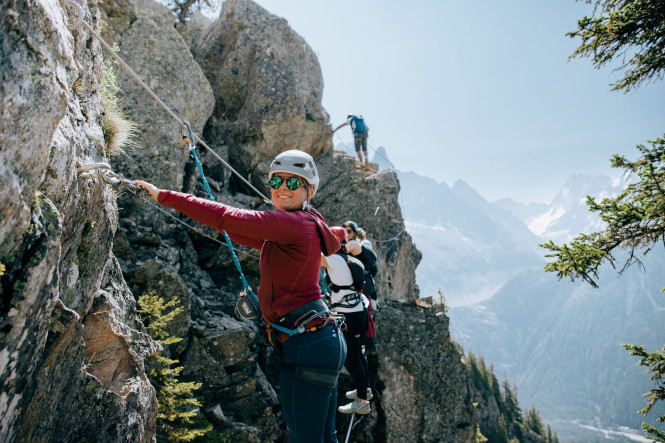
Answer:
[
  {"left": 546, "top": 425, "right": 560, "bottom": 443},
  {"left": 466, "top": 352, "right": 555, "bottom": 443},
  {"left": 497, "top": 415, "right": 509, "bottom": 443},
  {"left": 137, "top": 292, "right": 212, "bottom": 442},
  {"left": 567, "top": 0, "right": 665, "bottom": 92},
  {"left": 138, "top": 292, "right": 184, "bottom": 345},
  {"left": 642, "top": 422, "right": 665, "bottom": 442},
  {"left": 547, "top": 3, "right": 665, "bottom": 439},
  {"left": 624, "top": 343, "right": 665, "bottom": 442},
  {"left": 476, "top": 425, "right": 488, "bottom": 442},
  {"left": 502, "top": 378, "right": 521, "bottom": 424},
  {"left": 541, "top": 136, "right": 665, "bottom": 287},
  {"left": 524, "top": 405, "right": 544, "bottom": 435}
]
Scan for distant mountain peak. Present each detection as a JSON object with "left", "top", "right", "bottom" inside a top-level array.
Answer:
[
  {"left": 499, "top": 173, "right": 626, "bottom": 242},
  {"left": 371, "top": 146, "right": 395, "bottom": 170}
]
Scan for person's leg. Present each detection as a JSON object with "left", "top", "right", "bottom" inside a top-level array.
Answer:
[
  {"left": 323, "top": 383, "right": 339, "bottom": 443},
  {"left": 280, "top": 369, "right": 337, "bottom": 442},
  {"left": 358, "top": 308, "right": 371, "bottom": 380},
  {"left": 361, "top": 133, "right": 369, "bottom": 167},
  {"left": 343, "top": 312, "right": 368, "bottom": 400},
  {"left": 354, "top": 134, "right": 363, "bottom": 166},
  {"left": 280, "top": 324, "right": 347, "bottom": 443}
]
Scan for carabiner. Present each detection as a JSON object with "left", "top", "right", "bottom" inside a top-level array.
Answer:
[{"left": 181, "top": 121, "right": 196, "bottom": 150}]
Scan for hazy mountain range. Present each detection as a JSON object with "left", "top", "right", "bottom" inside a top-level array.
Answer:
[{"left": 386, "top": 151, "right": 665, "bottom": 442}]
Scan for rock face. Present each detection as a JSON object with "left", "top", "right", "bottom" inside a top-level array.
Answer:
[
  {"left": 0, "top": 1, "right": 157, "bottom": 441},
  {"left": 1, "top": 0, "right": 475, "bottom": 441},
  {"left": 376, "top": 302, "right": 475, "bottom": 442},
  {"left": 192, "top": 0, "right": 331, "bottom": 193},
  {"left": 316, "top": 151, "right": 422, "bottom": 304}
]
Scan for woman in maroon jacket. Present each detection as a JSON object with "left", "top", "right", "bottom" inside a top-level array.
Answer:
[{"left": 136, "top": 150, "right": 347, "bottom": 443}]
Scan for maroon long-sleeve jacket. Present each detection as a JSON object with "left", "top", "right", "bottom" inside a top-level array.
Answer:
[{"left": 158, "top": 191, "right": 340, "bottom": 324}]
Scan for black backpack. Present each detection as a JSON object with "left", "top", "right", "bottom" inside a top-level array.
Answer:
[
  {"left": 325, "top": 253, "right": 365, "bottom": 293},
  {"left": 355, "top": 245, "right": 377, "bottom": 277}
]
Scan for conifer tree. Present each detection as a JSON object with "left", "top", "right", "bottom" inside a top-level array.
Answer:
[
  {"left": 502, "top": 378, "right": 521, "bottom": 424},
  {"left": 567, "top": 0, "right": 665, "bottom": 93},
  {"left": 137, "top": 292, "right": 212, "bottom": 441},
  {"left": 524, "top": 405, "right": 544, "bottom": 435},
  {"left": 541, "top": 137, "right": 665, "bottom": 287},
  {"left": 490, "top": 369, "right": 503, "bottom": 413},
  {"left": 497, "top": 414, "right": 510, "bottom": 443},
  {"left": 623, "top": 343, "right": 665, "bottom": 440},
  {"left": 541, "top": 139, "right": 665, "bottom": 439},
  {"left": 545, "top": 2, "right": 665, "bottom": 439},
  {"left": 546, "top": 424, "right": 560, "bottom": 443}
]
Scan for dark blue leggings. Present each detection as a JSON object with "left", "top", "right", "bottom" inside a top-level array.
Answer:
[{"left": 279, "top": 323, "right": 347, "bottom": 443}]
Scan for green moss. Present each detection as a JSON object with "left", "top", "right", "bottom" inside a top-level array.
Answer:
[
  {"left": 27, "top": 250, "right": 44, "bottom": 268},
  {"left": 49, "top": 315, "right": 64, "bottom": 334},
  {"left": 97, "top": 18, "right": 107, "bottom": 34},
  {"left": 81, "top": 220, "right": 96, "bottom": 237},
  {"left": 32, "top": 192, "right": 41, "bottom": 210},
  {"left": 62, "top": 288, "right": 77, "bottom": 306},
  {"left": 13, "top": 280, "right": 27, "bottom": 294}
]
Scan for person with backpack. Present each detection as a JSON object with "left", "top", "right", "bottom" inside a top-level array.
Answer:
[
  {"left": 343, "top": 220, "right": 379, "bottom": 356},
  {"left": 321, "top": 227, "right": 372, "bottom": 415},
  {"left": 333, "top": 114, "right": 370, "bottom": 169},
  {"left": 342, "top": 221, "right": 378, "bottom": 293},
  {"left": 136, "top": 150, "right": 347, "bottom": 443}
]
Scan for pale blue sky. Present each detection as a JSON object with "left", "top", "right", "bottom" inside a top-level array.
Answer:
[{"left": 244, "top": 1, "right": 664, "bottom": 203}]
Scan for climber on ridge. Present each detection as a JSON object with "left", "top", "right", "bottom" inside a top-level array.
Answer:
[
  {"left": 136, "top": 150, "right": 348, "bottom": 443},
  {"left": 334, "top": 114, "right": 370, "bottom": 169}
]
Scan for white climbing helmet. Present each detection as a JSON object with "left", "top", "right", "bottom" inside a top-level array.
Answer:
[{"left": 269, "top": 150, "right": 320, "bottom": 197}]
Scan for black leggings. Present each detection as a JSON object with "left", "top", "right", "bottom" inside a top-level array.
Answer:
[{"left": 342, "top": 309, "right": 369, "bottom": 400}]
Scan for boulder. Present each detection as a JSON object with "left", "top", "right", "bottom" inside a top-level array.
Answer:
[{"left": 192, "top": 0, "right": 332, "bottom": 193}]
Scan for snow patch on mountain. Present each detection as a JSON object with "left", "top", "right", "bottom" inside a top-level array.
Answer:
[{"left": 528, "top": 206, "right": 566, "bottom": 236}]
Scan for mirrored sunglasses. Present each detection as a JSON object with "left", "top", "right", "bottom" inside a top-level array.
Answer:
[{"left": 269, "top": 175, "right": 305, "bottom": 191}]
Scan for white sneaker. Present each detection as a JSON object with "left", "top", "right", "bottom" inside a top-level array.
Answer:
[
  {"left": 345, "top": 387, "right": 373, "bottom": 401},
  {"left": 338, "top": 398, "right": 371, "bottom": 415}
]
